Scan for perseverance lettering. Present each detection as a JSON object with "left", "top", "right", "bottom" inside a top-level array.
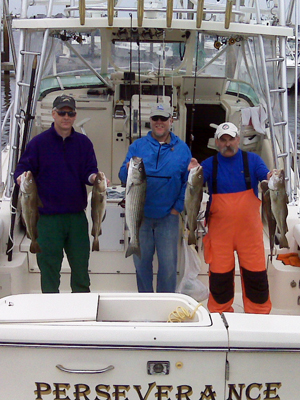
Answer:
[{"left": 34, "top": 382, "right": 282, "bottom": 400}]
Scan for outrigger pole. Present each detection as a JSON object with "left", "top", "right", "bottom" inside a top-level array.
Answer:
[
  {"left": 6, "top": 55, "right": 38, "bottom": 261},
  {"left": 189, "top": 31, "right": 200, "bottom": 150}
]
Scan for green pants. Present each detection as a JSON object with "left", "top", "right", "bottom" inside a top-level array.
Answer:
[{"left": 37, "top": 212, "right": 90, "bottom": 293}]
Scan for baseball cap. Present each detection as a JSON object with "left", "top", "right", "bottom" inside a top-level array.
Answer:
[
  {"left": 215, "top": 122, "right": 239, "bottom": 139},
  {"left": 53, "top": 95, "right": 76, "bottom": 110},
  {"left": 150, "top": 103, "right": 172, "bottom": 118}
]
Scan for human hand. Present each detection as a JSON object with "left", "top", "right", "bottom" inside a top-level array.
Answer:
[
  {"left": 17, "top": 171, "right": 27, "bottom": 186},
  {"left": 188, "top": 158, "right": 200, "bottom": 171},
  {"left": 170, "top": 208, "right": 179, "bottom": 215},
  {"left": 267, "top": 169, "right": 276, "bottom": 180}
]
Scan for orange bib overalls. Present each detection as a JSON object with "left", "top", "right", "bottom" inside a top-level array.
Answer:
[{"left": 203, "top": 153, "right": 272, "bottom": 314}]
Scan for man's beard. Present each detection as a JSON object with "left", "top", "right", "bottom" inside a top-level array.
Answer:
[{"left": 220, "top": 146, "right": 237, "bottom": 155}]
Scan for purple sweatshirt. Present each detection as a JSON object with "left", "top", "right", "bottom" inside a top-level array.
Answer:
[{"left": 14, "top": 123, "right": 98, "bottom": 215}]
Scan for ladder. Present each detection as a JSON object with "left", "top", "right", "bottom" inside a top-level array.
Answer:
[{"left": 253, "top": 1, "right": 291, "bottom": 199}]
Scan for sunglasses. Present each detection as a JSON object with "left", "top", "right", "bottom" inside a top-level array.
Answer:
[
  {"left": 151, "top": 115, "right": 170, "bottom": 122},
  {"left": 56, "top": 110, "right": 76, "bottom": 117}
]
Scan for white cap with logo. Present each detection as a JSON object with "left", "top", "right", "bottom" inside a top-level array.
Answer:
[
  {"left": 150, "top": 103, "right": 172, "bottom": 118},
  {"left": 215, "top": 122, "right": 239, "bottom": 139}
]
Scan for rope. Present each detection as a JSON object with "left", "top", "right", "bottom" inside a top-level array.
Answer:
[{"left": 167, "top": 302, "right": 202, "bottom": 323}]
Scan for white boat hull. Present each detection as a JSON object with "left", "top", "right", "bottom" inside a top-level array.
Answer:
[{"left": 0, "top": 293, "right": 300, "bottom": 399}]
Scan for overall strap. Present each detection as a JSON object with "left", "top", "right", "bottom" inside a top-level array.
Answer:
[
  {"left": 212, "top": 154, "right": 218, "bottom": 194},
  {"left": 242, "top": 150, "right": 252, "bottom": 190}
]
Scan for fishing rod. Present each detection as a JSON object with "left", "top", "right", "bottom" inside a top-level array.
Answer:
[
  {"left": 6, "top": 55, "right": 38, "bottom": 261},
  {"left": 189, "top": 31, "right": 200, "bottom": 151},
  {"left": 162, "top": 30, "right": 166, "bottom": 99},
  {"left": 129, "top": 13, "right": 133, "bottom": 145},
  {"left": 157, "top": 57, "right": 161, "bottom": 103},
  {"left": 138, "top": 33, "right": 142, "bottom": 138}
]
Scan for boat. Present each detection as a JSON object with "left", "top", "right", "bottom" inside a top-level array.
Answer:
[{"left": 0, "top": 0, "right": 300, "bottom": 397}]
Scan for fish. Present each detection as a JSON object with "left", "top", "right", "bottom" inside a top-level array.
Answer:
[
  {"left": 91, "top": 171, "right": 107, "bottom": 251},
  {"left": 184, "top": 165, "right": 203, "bottom": 245},
  {"left": 268, "top": 169, "right": 289, "bottom": 249},
  {"left": 20, "top": 171, "right": 42, "bottom": 254},
  {"left": 261, "top": 180, "right": 277, "bottom": 261},
  {"left": 125, "top": 156, "right": 147, "bottom": 258}
]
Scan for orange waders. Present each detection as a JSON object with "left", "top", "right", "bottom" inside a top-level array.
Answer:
[{"left": 203, "top": 189, "right": 272, "bottom": 314}]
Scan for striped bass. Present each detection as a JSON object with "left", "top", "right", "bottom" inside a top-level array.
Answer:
[
  {"left": 91, "top": 171, "right": 107, "bottom": 251},
  {"left": 20, "top": 171, "right": 42, "bottom": 254},
  {"left": 268, "top": 169, "right": 289, "bottom": 249},
  {"left": 125, "top": 157, "right": 147, "bottom": 258},
  {"left": 184, "top": 165, "right": 203, "bottom": 245}
]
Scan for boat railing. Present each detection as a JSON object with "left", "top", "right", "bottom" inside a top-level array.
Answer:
[{"left": 16, "top": 0, "right": 289, "bottom": 32}]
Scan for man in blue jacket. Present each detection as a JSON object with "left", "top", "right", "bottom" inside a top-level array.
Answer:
[
  {"left": 119, "top": 103, "right": 192, "bottom": 292},
  {"left": 14, "top": 95, "right": 99, "bottom": 293}
]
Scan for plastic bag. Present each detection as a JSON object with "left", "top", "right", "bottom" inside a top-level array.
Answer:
[{"left": 176, "top": 232, "right": 209, "bottom": 302}]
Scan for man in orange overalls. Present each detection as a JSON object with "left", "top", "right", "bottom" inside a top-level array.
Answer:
[{"left": 199, "top": 122, "right": 272, "bottom": 313}]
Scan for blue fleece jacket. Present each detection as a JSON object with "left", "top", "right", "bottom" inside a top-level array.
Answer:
[
  {"left": 119, "top": 131, "right": 192, "bottom": 218},
  {"left": 201, "top": 149, "right": 269, "bottom": 197},
  {"left": 14, "top": 123, "right": 98, "bottom": 215}
]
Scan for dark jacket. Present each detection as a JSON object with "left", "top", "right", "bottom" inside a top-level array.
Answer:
[{"left": 14, "top": 123, "right": 98, "bottom": 215}]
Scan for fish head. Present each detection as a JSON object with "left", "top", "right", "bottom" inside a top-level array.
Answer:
[
  {"left": 94, "top": 171, "right": 107, "bottom": 192},
  {"left": 129, "top": 157, "right": 146, "bottom": 183},
  {"left": 20, "top": 171, "right": 35, "bottom": 194},
  {"left": 188, "top": 165, "right": 203, "bottom": 186},
  {"left": 268, "top": 168, "right": 285, "bottom": 190}
]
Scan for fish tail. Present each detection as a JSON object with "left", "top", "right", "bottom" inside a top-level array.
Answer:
[
  {"left": 30, "top": 240, "right": 42, "bottom": 254},
  {"left": 92, "top": 238, "right": 100, "bottom": 252},
  {"left": 188, "top": 230, "right": 196, "bottom": 246},
  {"left": 125, "top": 242, "right": 141, "bottom": 258},
  {"left": 279, "top": 235, "right": 289, "bottom": 249}
]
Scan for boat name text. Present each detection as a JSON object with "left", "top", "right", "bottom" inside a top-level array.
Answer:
[{"left": 34, "top": 381, "right": 282, "bottom": 400}]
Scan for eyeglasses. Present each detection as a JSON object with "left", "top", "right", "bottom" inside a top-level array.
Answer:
[
  {"left": 56, "top": 110, "right": 76, "bottom": 117},
  {"left": 151, "top": 115, "right": 170, "bottom": 122}
]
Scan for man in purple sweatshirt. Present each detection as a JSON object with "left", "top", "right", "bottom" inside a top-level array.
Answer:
[{"left": 14, "top": 95, "right": 98, "bottom": 293}]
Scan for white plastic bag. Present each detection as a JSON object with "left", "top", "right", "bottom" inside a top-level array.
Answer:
[{"left": 176, "top": 232, "right": 209, "bottom": 302}]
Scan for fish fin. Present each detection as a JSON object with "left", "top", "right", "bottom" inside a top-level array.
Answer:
[
  {"left": 126, "top": 182, "right": 134, "bottom": 195},
  {"left": 30, "top": 241, "right": 42, "bottom": 254},
  {"left": 92, "top": 239, "right": 100, "bottom": 252},
  {"left": 125, "top": 243, "right": 141, "bottom": 258},
  {"left": 118, "top": 198, "right": 126, "bottom": 208},
  {"left": 38, "top": 196, "right": 43, "bottom": 208}
]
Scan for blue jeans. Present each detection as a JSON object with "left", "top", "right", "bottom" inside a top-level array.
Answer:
[{"left": 133, "top": 213, "right": 179, "bottom": 292}]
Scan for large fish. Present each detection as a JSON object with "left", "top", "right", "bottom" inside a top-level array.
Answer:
[
  {"left": 125, "top": 156, "right": 147, "bottom": 258},
  {"left": 261, "top": 180, "right": 277, "bottom": 260},
  {"left": 184, "top": 165, "right": 203, "bottom": 245},
  {"left": 268, "top": 169, "right": 289, "bottom": 249},
  {"left": 20, "top": 171, "right": 42, "bottom": 254},
  {"left": 91, "top": 171, "right": 107, "bottom": 251}
]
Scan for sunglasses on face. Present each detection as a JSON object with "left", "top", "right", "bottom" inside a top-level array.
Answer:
[
  {"left": 56, "top": 110, "right": 76, "bottom": 117},
  {"left": 151, "top": 115, "right": 170, "bottom": 122}
]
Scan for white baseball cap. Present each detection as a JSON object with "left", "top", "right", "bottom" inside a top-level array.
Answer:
[{"left": 215, "top": 122, "right": 239, "bottom": 139}]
